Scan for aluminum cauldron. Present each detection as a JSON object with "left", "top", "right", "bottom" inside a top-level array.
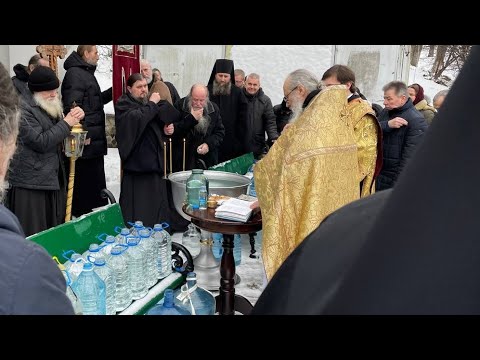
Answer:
[{"left": 168, "top": 170, "right": 251, "bottom": 221}]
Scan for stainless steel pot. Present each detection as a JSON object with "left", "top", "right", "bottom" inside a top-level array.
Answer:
[{"left": 168, "top": 170, "right": 251, "bottom": 221}]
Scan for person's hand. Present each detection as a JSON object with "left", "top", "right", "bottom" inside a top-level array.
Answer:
[
  {"left": 64, "top": 110, "right": 81, "bottom": 127},
  {"left": 283, "top": 123, "right": 292, "bottom": 131},
  {"left": 191, "top": 107, "right": 203, "bottom": 121},
  {"left": 250, "top": 200, "right": 259, "bottom": 209},
  {"left": 70, "top": 106, "right": 85, "bottom": 121},
  {"left": 388, "top": 117, "right": 408, "bottom": 128},
  {"left": 197, "top": 143, "right": 209, "bottom": 155},
  {"left": 149, "top": 92, "right": 161, "bottom": 104},
  {"left": 164, "top": 123, "right": 174, "bottom": 135}
]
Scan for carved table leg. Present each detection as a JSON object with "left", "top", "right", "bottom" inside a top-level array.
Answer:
[
  {"left": 219, "top": 233, "right": 235, "bottom": 315},
  {"left": 249, "top": 232, "right": 257, "bottom": 258}
]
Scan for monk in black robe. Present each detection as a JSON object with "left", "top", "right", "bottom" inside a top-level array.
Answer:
[
  {"left": 115, "top": 73, "right": 188, "bottom": 231},
  {"left": 207, "top": 59, "right": 247, "bottom": 163},
  {"left": 253, "top": 45, "right": 480, "bottom": 315}
]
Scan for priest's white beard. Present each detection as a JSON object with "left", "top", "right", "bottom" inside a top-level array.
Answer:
[
  {"left": 288, "top": 104, "right": 304, "bottom": 124},
  {"left": 33, "top": 93, "right": 64, "bottom": 119},
  {"left": 195, "top": 115, "right": 210, "bottom": 136},
  {"left": 213, "top": 80, "right": 231, "bottom": 96}
]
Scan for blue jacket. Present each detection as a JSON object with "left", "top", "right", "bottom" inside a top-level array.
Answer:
[{"left": 0, "top": 205, "right": 74, "bottom": 314}]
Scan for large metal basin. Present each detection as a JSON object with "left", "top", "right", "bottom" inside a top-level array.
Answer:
[{"left": 168, "top": 170, "right": 251, "bottom": 221}]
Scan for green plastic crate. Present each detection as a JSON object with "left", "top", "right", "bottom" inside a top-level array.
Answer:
[{"left": 208, "top": 152, "right": 254, "bottom": 175}]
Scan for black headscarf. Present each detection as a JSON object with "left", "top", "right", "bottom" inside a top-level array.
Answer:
[
  {"left": 207, "top": 59, "right": 235, "bottom": 86},
  {"left": 253, "top": 45, "right": 480, "bottom": 315}
]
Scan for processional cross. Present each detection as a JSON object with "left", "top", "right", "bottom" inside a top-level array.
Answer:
[{"left": 36, "top": 45, "right": 68, "bottom": 76}]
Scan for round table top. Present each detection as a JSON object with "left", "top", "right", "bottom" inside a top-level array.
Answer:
[{"left": 182, "top": 205, "right": 262, "bottom": 235}]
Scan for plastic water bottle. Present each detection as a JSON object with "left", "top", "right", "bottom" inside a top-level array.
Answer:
[
  {"left": 234, "top": 234, "right": 242, "bottom": 266},
  {"left": 115, "top": 227, "right": 130, "bottom": 245},
  {"left": 93, "top": 258, "right": 117, "bottom": 315},
  {"left": 146, "top": 289, "right": 190, "bottom": 315},
  {"left": 174, "top": 272, "right": 215, "bottom": 315},
  {"left": 63, "top": 252, "right": 84, "bottom": 282},
  {"left": 83, "top": 243, "right": 104, "bottom": 264},
  {"left": 72, "top": 262, "right": 106, "bottom": 315},
  {"left": 139, "top": 229, "right": 157, "bottom": 289},
  {"left": 212, "top": 233, "right": 223, "bottom": 260},
  {"left": 186, "top": 169, "right": 208, "bottom": 209},
  {"left": 126, "top": 236, "right": 148, "bottom": 300},
  {"left": 199, "top": 185, "right": 208, "bottom": 210},
  {"left": 62, "top": 270, "right": 83, "bottom": 315},
  {"left": 129, "top": 220, "right": 144, "bottom": 237},
  {"left": 182, "top": 223, "right": 201, "bottom": 258},
  {"left": 153, "top": 223, "right": 172, "bottom": 279},
  {"left": 109, "top": 245, "right": 132, "bottom": 312},
  {"left": 101, "top": 235, "right": 116, "bottom": 259},
  {"left": 211, "top": 233, "right": 241, "bottom": 265}
]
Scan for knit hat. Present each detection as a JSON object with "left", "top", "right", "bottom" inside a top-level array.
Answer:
[{"left": 28, "top": 66, "right": 59, "bottom": 92}]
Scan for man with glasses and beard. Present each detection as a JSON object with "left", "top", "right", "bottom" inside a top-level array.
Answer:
[
  {"left": 254, "top": 69, "right": 359, "bottom": 281},
  {"left": 115, "top": 73, "right": 188, "bottom": 231},
  {"left": 207, "top": 59, "right": 247, "bottom": 163},
  {"left": 173, "top": 84, "right": 225, "bottom": 170},
  {"left": 5, "top": 66, "right": 85, "bottom": 236},
  {"left": 0, "top": 63, "right": 75, "bottom": 315}
]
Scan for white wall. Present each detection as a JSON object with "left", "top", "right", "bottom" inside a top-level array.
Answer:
[{"left": 231, "top": 45, "right": 333, "bottom": 105}]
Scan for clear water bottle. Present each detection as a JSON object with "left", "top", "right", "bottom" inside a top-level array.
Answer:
[
  {"left": 212, "top": 233, "right": 223, "bottom": 260},
  {"left": 174, "top": 272, "right": 216, "bottom": 315},
  {"left": 101, "top": 235, "right": 116, "bottom": 259},
  {"left": 199, "top": 185, "right": 208, "bottom": 210},
  {"left": 153, "top": 223, "right": 172, "bottom": 279},
  {"left": 62, "top": 270, "right": 83, "bottom": 315},
  {"left": 115, "top": 227, "right": 130, "bottom": 245},
  {"left": 83, "top": 243, "right": 104, "bottom": 264},
  {"left": 139, "top": 229, "right": 157, "bottom": 289},
  {"left": 234, "top": 234, "right": 242, "bottom": 266},
  {"left": 211, "top": 233, "right": 241, "bottom": 265},
  {"left": 129, "top": 220, "right": 144, "bottom": 237},
  {"left": 93, "top": 258, "right": 117, "bottom": 315},
  {"left": 109, "top": 245, "right": 132, "bottom": 312},
  {"left": 146, "top": 289, "right": 190, "bottom": 315},
  {"left": 186, "top": 169, "right": 209, "bottom": 209},
  {"left": 182, "top": 223, "right": 201, "bottom": 258},
  {"left": 72, "top": 262, "right": 106, "bottom": 315},
  {"left": 63, "top": 252, "right": 84, "bottom": 282},
  {"left": 126, "top": 236, "right": 148, "bottom": 300}
]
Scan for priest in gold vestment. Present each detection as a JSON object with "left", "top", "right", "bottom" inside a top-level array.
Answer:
[
  {"left": 322, "top": 65, "right": 382, "bottom": 198},
  {"left": 254, "top": 69, "right": 361, "bottom": 280}
]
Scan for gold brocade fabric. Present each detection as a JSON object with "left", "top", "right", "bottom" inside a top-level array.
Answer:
[
  {"left": 345, "top": 98, "right": 379, "bottom": 197},
  {"left": 254, "top": 86, "right": 360, "bottom": 280}
]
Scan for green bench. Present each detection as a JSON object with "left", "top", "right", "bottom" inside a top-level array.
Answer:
[{"left": 27, "top": 203, "right": 184, "bottom": 315}]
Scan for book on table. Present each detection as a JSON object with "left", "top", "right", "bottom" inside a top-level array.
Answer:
[{"left": 214, "top": 196, "right": 257, "bottom": 222}]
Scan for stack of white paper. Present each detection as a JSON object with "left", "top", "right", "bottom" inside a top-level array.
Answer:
[{"left": 215, "top": 198, "right": 255, "bottom": 222}]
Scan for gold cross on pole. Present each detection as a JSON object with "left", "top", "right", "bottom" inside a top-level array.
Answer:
[{"left": 36, "top": 45, "right": 68, "bottom": 76}]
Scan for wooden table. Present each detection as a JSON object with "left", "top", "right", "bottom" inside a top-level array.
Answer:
[{"left": 183, "top": 205, "right": 262, "bottom": 315}]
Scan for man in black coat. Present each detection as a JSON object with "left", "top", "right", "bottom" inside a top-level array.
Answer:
[
  {"left": 0, "top": 62, "right": 74, "bottom": 315},
  {"left": 207, "top": 59, "right": 248, "bottom": 163},
  {"left": 242, "top": 73, "right": 278, "bottom": 159},
  {"left": 173, "top": 84, "right": 225, "bottom": 170},
  {"left": 61, "top": 45, "right": 113, "bottom": 217},
  {"left": 252, "top": 45, "right": 480, "bottom": 315},
  {"left": 115, "top": 73, "right": 188, "bottom": 231},
  {"left": 376, "top": 81, "right": 428, "bottom": 191},
  {"left": 11, "top": 54, "right": 49, "bottom": 100}
]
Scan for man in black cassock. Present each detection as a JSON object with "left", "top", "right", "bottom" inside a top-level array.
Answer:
[
  {"left": 252, "top": 46, "right": 480, "bottom": 315},
  {"left": 207, "top": 59, "right": 247, "bottom": 163},
  {"left": 115, "top": 73, "right": 188, "bottom": 231}
]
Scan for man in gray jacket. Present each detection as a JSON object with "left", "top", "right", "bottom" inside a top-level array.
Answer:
[{"left": 0, "top": 62, "right": 74, "bottom": 315}]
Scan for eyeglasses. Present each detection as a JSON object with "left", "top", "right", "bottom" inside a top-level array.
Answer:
[{"left": 283, "top": 86, "right": 299, "bottom": 102}]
